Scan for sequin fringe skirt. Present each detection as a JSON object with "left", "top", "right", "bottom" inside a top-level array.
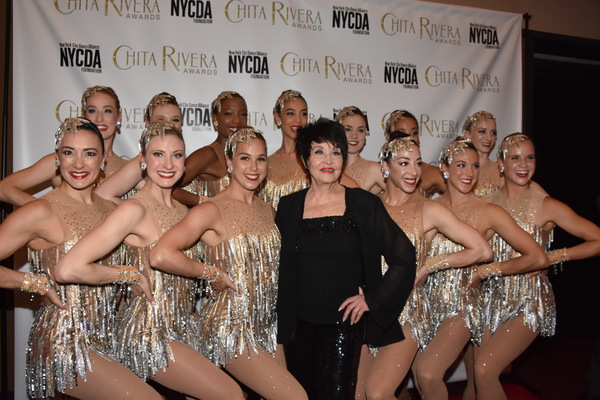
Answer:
[
  {"left": 422, "top": 266, "right": 481, "bottom": 344},
  {"left": 481, "top": 274, "right": 556, "bottom": 337}
]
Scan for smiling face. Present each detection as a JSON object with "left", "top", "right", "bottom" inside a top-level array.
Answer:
[
  {"left": 140, "top": 134, "right": 185, "bottom": 190},
  {"left": 498, "top": 139, "right": 536, "bottom": 187},
  {"left": 383, "top": 145, "right": 422, "bottom": 194},
  {"left": 442, "top": 148, "right": 479, "bottom": 194},
  {"left": 148, "top": 104, "right": 183, "bottom": 129},
  {"left": 226, "top": 139, "right": 268, "bottom": 192},
  {"left": 306, "top": 140, "right": 344, "bottom": 185},
  {"left": 57, "top": 129, "right": 105, "bottom": 191},
  {"left": 82, "top": 92, "right": 121, "bottom": 142},
  {"left": 213, "top": 96, "right": 248, "bottom": 140},
  {"left": 342, "top": 114, "right": 368, "bottom": 155},
  {"left": 463, "top": 118, "right": 497, "bottom": 156},
  {"left": 274, "top": 98, "right": 308, "bottom": 141}
]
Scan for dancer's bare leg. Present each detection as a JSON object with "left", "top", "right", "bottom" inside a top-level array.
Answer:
[
  {"left": 355, "top": 345, "right": 373, "bottom": 399},
  {"left": 412, "top": 316, "right": 471, "bottom": 399},
  {"left": 152, "top": 340, "right": 244, "bottom": 400},
  {"left": 64, "top": 351, "right": 161, "bottom": 400},
  {"left": 474, "top": 314, "right": 538, "bottom": 400},
  {"left": 225, "top": 347, "right": 308, "bottom": 400},
  {"left": 365, "top": 325, "right": 418, "bottom": 400},
  {"left": 462, "top": 343, "right": 477, "bottom": 400}
]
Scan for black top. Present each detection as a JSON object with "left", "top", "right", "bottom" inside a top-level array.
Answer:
[
  {"left": 276, "top": 187, "right": 416, "bottom": 347},
  {"left": 297, "top": 206, "right": 363, "bottom": 324}
]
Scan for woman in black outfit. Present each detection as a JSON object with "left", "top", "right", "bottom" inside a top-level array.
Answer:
[{"left": 276, "top": 118, "right": 416, "bottom": 399}]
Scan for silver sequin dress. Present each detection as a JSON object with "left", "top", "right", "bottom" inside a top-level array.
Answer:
[
  {"left": 482, "top": 188, "right": 555, "bottom": 336},
  {"left": 421, "top": 202, "right": 486, "bottom": 344},
  {"left": 198, "top": 197, "right": 279, "bottom": 367},
  {"left": 25, "top": 190, "right": 120, "bottom": 398},
  {"left": 114, "top": 189, "right": 200, "bottom": 380}
]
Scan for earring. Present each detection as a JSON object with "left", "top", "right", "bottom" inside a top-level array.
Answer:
[
  {"left": 214, "top": 121, "right": 219, "bottom": 129},
  {"left": 276, "top": 121, "right": 281, "bottom": 128},
  {"left": 140, "top": 162, "right": 147, "bottom": 171},
  {"left": 100, "top": 163, "right": 106, "bottom": 171},
  {"left": 443, "top": 171, "right": 450, "bottom": 179},
  {"left": 383, "top": 170, "right": 390, "bottom": 179},
  {"left": 227, "top": 166, "right": 233, "bottom": 174},
  {"left": 116, "top": 121, "right": 122, "bottom": 128},
  {"left": 54, "top": 159, "right": 60, "bottom": 168},
  {"left": 499, "top": 166, "right": 505, "bottom": 173}
]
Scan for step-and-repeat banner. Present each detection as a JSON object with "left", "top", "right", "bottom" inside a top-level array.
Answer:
[{"left": 12, "top": 0, "right": 521, "bottom": 395}]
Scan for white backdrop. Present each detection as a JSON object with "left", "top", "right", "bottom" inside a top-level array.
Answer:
[{"left": 12, "top": 0, "right": 522, "bottom": 396}]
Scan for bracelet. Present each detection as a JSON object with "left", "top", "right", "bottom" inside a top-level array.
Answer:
[
  {"left": 547, "top": 248, "right": 570, "bottom": 265},
  {"left": 114, "top": 265, "right": 141, "bottom": 285},
  {"left": 425, "top": 254, "right": 449, "bottom": 273},
  {"left": 201, "top": 264, "right": 223, "bottom": 284},
  {"left": 477, "top": 262, "right": 502, "bottom": 279},
  {"left": 21, "top": 272, "right": 52, "bottom": 296}
]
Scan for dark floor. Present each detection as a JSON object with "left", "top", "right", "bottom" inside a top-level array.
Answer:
[{"left": 438, "top": 335, "right": 596, "bottom": 400}]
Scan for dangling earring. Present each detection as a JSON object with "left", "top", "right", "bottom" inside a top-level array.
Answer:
[
  {"left": 383, "top": 170, "right": 390, "bottom": 179},
  {"left": 140, "top": 162, "right": 147, "bottom": 171},
  {"left": 100, "top": 163, "right": 106, "bottom": 171},
  {"left": 214, "top": 121, "right": 219, "bottom": 129},
  {"left": 116, "top": 121, "right": 122, "bottom": 128},
  {"left": 227, "top": 166, "right": 233, "bottom": 174},
  {"left": 54, "top": 159, "right": 60, "bottom": 168},
  {"left": 499, "top": 166, "right": 505, "bottom": 173},
  {"left": 443, "top": 171, "right": 450, "bottom": 179},
  {"left": 276, "top": 121, "right": 281, "bottom": 128}
]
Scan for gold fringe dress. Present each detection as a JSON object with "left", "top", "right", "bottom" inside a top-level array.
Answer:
[
  {"left": 382, "top": 197, "right": 432, "bottom": 349},
  {"left": 25, "top": 190, "right": 120, "bottom": 399},
  {"left": 181, "top": 142, "right": 230, "bottom": 199},
  {"left": 482, "top": 188, "right": 555, "bottom": 336},
  {"left": 114, "top": 190, "right": 200, "bottom": 380},
  {"left": 260, "top": 155, "right": 309, "bottom": 210},
  {"left": 421, "top": 204, "right": 485, "bottom": 344},
  {"left": 198, "top": 197, "right": 279, "bottom": 367}
]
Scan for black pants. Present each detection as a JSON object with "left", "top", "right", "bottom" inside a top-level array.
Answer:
[{"left": 284, "top": 318, "right": 364, "bottom": 400}]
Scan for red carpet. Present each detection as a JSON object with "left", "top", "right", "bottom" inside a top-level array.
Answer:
[{"left": 449, "top": 384, "right": 539, "bottom": 400}]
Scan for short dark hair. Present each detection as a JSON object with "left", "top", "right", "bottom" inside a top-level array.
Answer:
[{"left": 296, "top": 118, "right": 348, "bottom": 166}]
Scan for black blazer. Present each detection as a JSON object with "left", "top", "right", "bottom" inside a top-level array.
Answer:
[{"left": 276, "top": 187, "right": 416, "bottom": 347}]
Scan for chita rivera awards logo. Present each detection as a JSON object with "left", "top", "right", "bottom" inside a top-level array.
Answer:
[
  {"left": 424, "top": 65, "right": 500, "bottom": 93},
  {"left": 54, "top": 0, "right": 160, "bottom": 20},
  {"left": 381, "top": 13, "right": 460, "bottom": 45},
  {"left": 383, "top": 61, "right": 418, "bottom": 89},
  {"left": 170, "top": 0, "right": 213, "bottom": 23},
  {"left": 280, "top": 52, "right": 372, "bottom": 84},
  {"left": 59, "top": 42, "right": 102, "bottom": 73},
  {"left": 378, "top": 112, "right": 459, "bottom": 140},
  {"left": 224, "top": 1, "right": 322, "bottom": 31},
  {"left": 469, "top": 23, "right": 499, "bottom": 49},
  {"left": 228, "top": 50, "right": 270, "bottom": 79},
  {"left": 332, "top": 5, "right": 369, "bottom": 35},
  {"left": 112, "top": 45, "right": 218, "bottom": 75}
]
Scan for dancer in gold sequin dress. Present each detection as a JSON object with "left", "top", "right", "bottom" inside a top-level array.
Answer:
[
  {"left": 95, "top": 92, "right": 185, "bottom": 203},
  {"left": 473, "top": 134, "right": 600, "bottom": 400},
  {"left": 152, "top": 128, "right": 307, "bottom": 399},
  {"left": 356, "top": 136, "right": 491, "bottom": 400},
  {"left": 2, "top": 118, "right": 161, "bottom": 399},
  {"left": 384, "top": 110, "right": 446, "bottom": 197},
  {"left": 175, "top": 91, "right": 247, "bottom": 206},
  {"left": 57, "top": 123, "right": 243, "bottom": 400},
  {"left": 411, "top": 137, "right": 548, "bottom": 400},
  {"left": 0, "top": 86, "right": 128, "bottom": 206},
  {"left": 336, "top": 106, "right": 386, "bottom": 194}
]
